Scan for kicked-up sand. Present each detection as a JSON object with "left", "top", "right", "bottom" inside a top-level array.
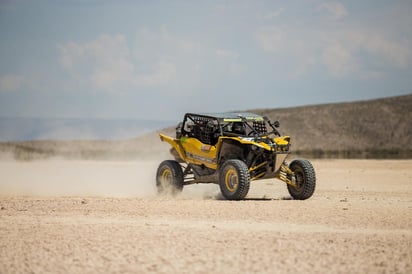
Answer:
[{"left": 0, "top": 159, "right": 411, "bottom": 273}]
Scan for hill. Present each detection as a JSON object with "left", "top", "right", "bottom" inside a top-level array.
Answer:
[
  {"left": 0, "top": 94, "right": 411, "bottom": 160},
  {"left": 250, "top": 94, "right": 412, "bottom": 158}
]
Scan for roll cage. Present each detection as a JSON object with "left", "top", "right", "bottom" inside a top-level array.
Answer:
[{"left": 179, "top": 112, "right": 281, "bottom": 145}]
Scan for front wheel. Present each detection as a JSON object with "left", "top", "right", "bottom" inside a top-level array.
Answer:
[
  {"left": 156, "top": 160, "right": 184, "bottom": 195},
  {"left": 287, "top": 159, "right": 316, "bottom": 200},
  {"left": 219, "top": 159, "right": 250, "bottom": 200}
]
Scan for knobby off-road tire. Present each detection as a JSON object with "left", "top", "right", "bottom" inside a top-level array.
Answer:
[
  {"left": 219, "top": 159, "right": 250, "bottom": 200},
  {"left": 156, "top": 160, "right": 184, "bottom": 195},
  {"left": 287, "top": 159, "right": 316, "bottom": 200}
]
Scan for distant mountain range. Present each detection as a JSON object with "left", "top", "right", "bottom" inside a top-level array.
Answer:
[{"left": 0, "top": 117, "right": 174, "bottom": 141}]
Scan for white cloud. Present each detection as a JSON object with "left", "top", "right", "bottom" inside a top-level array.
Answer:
[
  {"left": 59, "top": 34, "right": 138, "bottom": 92},
  {"left": 135, "top": 61, "right": 177, "bottom": 87},
  {"left": 216, "top": 49, "right": 239, "bottom": 60},
  {"left": 58, "top": 28, "right": 244, "bottom": 93},
  {"left": 321, "top": 42, "right": 357, "bottom": 77},
  {"left": 322, "top": 30, "right": 412, "bottom": 76},
  {"left": 355, "top": 33, "right": 412, "bottom": 69},
  {"left": 256, "top": 25, "right": 322, "bottom": 78},
  {"left": 0, "top": 74, "right": 25, "bottom": 92},
  {"left": 59, "top": 42, "right": 84, "bottom": 71},
  {"left": 256, "top": 23, "right": 412, "bottom": 79},
  {"left": 58, "top": 33, "right": 179, "bottom": 93},
  {"left": 256, "top": 25, "right": 286, "bottom": 53},
  {"left": 318, "top": 1, "right": 347, "bottom": 20},
  {"left": 261, "top": 9, "right": 284, "bottom": 20}
]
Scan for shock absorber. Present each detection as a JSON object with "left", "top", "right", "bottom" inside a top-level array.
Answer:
[{"left": 277, "top": 162, "right": 297, "bottom": 187}]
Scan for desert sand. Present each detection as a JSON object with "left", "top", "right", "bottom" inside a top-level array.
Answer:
[{"left": 0, "top": 159, "right": 411, "bottom": 273}]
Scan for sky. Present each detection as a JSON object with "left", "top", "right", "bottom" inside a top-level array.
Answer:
[{"left": 0, "top": 0, "right": 411, "bottom": 121}]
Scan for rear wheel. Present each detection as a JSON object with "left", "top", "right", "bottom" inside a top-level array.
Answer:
[
  {"left": 156, "top": 160, "right": 184, "bottom": 195},
  {"left": 287, "top": 159, "right": 316, "bottom": 200},
  {"left": 219, "top": 159, "right": 250, "bottom": 200}
]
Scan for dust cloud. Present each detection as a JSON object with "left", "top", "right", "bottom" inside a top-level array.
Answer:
[
  {"left": 0, "top": 158, "right": 225, "bottom": 199},
  {"left": 0, "top": 126, "right": 175, "bottom": 197},
  {"left": 0, "top": 160, "right": 159, "bottom": 197}
]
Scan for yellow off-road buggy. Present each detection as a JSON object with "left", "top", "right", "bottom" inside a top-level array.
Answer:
[{"left": 156, "top": 112, "right": 316, "bottom": 200}]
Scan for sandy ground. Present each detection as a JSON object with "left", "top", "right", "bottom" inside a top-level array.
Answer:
[{"left": 0, "top": 159, "right": 411, "bottom": 273}]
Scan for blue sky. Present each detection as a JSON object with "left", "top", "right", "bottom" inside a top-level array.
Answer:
[{"left": 0, "top": 0, "right": 411, "bottom": 121}]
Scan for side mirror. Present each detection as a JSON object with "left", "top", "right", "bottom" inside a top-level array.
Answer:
[{"left": 273, "top": 120, "right": 280, "bottom": 128}]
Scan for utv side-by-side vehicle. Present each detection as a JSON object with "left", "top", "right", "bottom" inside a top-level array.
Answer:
[{"left": 156, "top": 112, "right": 316, "bottom": 200}]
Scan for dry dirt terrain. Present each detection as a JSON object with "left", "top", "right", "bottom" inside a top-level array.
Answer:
[{"left": 0, "top": 159, "right": 411, "bottom": 273}]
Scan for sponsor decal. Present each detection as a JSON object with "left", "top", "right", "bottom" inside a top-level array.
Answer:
[
  {"left": 186, "top": 152, "right": 216, "bottom": 164},
  {"left": 201, "top": 145, "right": 211, "bottom": 152}
]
